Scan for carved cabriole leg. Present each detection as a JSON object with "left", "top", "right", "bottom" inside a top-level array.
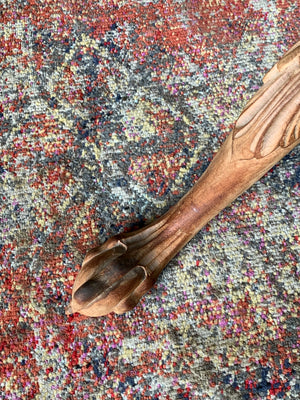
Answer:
[{"left": 66, "top": 41, "right": 300, "bottom": 317}]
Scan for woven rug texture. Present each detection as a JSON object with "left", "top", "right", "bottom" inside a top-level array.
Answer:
[{"left": 0, "top": 0, "right": 299, "bottom": 399}]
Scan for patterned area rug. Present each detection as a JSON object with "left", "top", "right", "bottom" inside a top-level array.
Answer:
[{"left": 1, "top": 0, "right": 299, "bottom": 399}]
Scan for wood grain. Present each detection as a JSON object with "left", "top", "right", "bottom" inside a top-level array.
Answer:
[{"left": 67, "top": 41, "right": 300, "bottom": 317}]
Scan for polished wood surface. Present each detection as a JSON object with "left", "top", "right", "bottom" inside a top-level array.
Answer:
[{"left": 67, "top": 41, "right": 300, "bottom": 317}]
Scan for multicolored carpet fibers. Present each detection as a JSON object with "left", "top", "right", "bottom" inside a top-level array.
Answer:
[{"left": 0, "top": 0, "right": 299, "bottom": 398}]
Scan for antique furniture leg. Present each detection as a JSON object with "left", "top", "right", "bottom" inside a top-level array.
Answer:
[{"left": 66, "top": 41, "right": 300, "bottom": 317}]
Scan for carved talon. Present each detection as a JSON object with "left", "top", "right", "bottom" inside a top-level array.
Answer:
[{"left": 67, "top": 42, "right": 300, "bottom": 317}]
